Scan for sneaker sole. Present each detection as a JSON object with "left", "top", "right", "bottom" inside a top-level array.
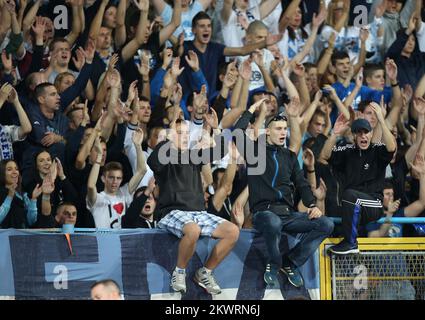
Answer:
[
  {"left": 171, "top": 285, "right": 186, "bottom": 294},
  {"left": 193, "top": 276, "right": 221, "bottom": 295},
  {"left": 263, "top": 274, "right": 279, "bottom": 287},
  {"left": 329, "top": 248, "right": 360, "bottom": 255},
  {"left": 280, "top": 269, "right": 304, "bottom": 288}
]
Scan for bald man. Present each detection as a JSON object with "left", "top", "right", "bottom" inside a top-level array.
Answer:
[{"left": 90, "top": 279, "right": 122, "bottom": 300}]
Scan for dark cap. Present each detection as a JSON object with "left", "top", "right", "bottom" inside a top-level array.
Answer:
[{"left": 351, "top": 119, "right": 372, "bottom": 134}]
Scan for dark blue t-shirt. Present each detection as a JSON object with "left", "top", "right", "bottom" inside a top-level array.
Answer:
[{"left": 179, "top": 41, "right": 225, "bottom": 100}]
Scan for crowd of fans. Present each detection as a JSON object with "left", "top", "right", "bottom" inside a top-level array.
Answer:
[{"left": 1, "top": 0, "right": 425, "bottom": 294}]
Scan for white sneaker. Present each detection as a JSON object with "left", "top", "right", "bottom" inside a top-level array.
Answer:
[
  {"left": 171, "top": 269, "right": 186, "bottom": 293},
  {"left": 193, "top": 268, "right": 222, "bottom": 295}
]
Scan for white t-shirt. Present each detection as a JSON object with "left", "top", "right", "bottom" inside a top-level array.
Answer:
[
  {"left": 319, "top": 25, "right": 361, "bottom": 64},
  {"left": 0, "top": 125, "right": 24, "bottom": 161},
  {"left": 237, "top": 48, "right": 275, "bottom": 91},
  {"left": 249, "top": 0, "right": 282, "bottom": 34},
  {"left": 87, "top": 184, "right": 133, "bottom": 229},
  {"left": 189, "top": 119, "right": 204, "bottom": 149},
  {"left": 161, "top": 1, "right": 204, "bottom": 40},
  {"left": 221, "top": 6, "right": 261, "bottom": 48},
  {"left": 277, "top": 25, "right": 313, "bottom": 64}
]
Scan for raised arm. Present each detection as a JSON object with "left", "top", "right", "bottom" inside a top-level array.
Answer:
[
  {"left": 221, "top": 0, "right": 234, "bottom": 25},
  {"left": 198, "top": 0, "right": 212, "bottom": 10},
  {"left": 87, "top": 137, "right": 103, "bottom": 207},
  {"left": 252, "top": 50, "right": 274, "bottom": 92},
  {"left": 369, "top": 102, "right": 397, "bottom": 152},
  {"left": 212, "top": 143, "right": 239, "bottom": 211},
  {"left": 115, "top": 0, "right": 127, "bottom": 49},
  {"left": 259, "top": 0, "right": 280, "bottom": 20},
  {"left": 17, "top": 0, "right": 28, "bottom": 30},
  {"left": 300, "top": 90, "right": 321, "bottom": 133},
  {"left": 406, "top": 100, "right": 425, "bottom": 167},
  {"left": 22, "top": 0, "right": 41, "bottom": 33},
  {"left": 352, "top": 28, "right": 368, "bottom": 76},
  {"left": 317, "top": 32, "right": 336, "bottom": 76},
  {"left": 287, "top": 97, "right": 303, "bottom": 154},
  {"left": 278, "top": 0, "right": 301, "bottom": 33},
  {"left": 343, "top": 70, "right": 362, "bottom": 108},
  {"left": 159, "top": 0, "right": 181, "bottom": 46},
  {"left": 404, "top": 157, "right": 425, "bottom": 217},
  {"left": 75, "top": 119, "right": 103, "bottom": 170},
  {"left": 9, "top": 87, "right": 31, "bottom": 139},
  {"left": 385, "top": 61, "right": 402, "bottom": 130},
  {"left": 292, "top": 6, "right": 327, "bottom": 65},
  {"left": 323, "top": 84, "right": 350, "bottom": 120},
  {"left": 121, "top": 0, "right": 149, "bottom": 63},
  {"left": 5, "top": 0, "right": 25, "bottom": 57},
  {"left": 128, "top": 129, "right": 147, "bottom": 194},
  {"left": 220, "top": 60, "right": 250, "bottom": 129},
  {"left": 292, "top": 62, "right": 311, "bottom": 110},
  {"left": 318, "top": 114, "right": 350, "bottom": 164},
  {"left": 66, "top": 0, "right": 83, "bottom": 48},
  {"left": 88, "top": 0, "right": 109, "bottom": 41},
  {"left": 223, "top": 33, "right": 283, "bottom": 57}
]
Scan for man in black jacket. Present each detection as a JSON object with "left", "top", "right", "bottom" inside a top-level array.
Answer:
[
  {"left": 147, "top": 119, "right": 237, "bottom": 295},
  {"left": 233, "top": 100, "right": 334, "bottom": 288},
  {"left": 320, "top": 104, "right": 396, "bottom": 254}
]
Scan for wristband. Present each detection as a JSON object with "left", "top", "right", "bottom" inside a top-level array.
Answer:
[
  {"left": 306, "top": 169, "right": 315, "bottom": 173},
  {"left": 391, "top": 82, "right": 399, "bottom": 87},
  {"left": 42, "top": 195, "right": 51, "bottom": 201}
]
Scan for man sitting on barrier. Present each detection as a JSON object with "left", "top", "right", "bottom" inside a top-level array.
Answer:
[
  {"left": 233, "top": 98, "right": 334, "bottom": 288},
  {"left": 320, "top": 106, "right": 397, "bottom": 254},
  {"left": 147, "top": 118, "right": 239, "bottom": 295}
]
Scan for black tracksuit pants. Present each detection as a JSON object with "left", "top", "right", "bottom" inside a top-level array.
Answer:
[{"left": 341, "top": 189, "right": 383, "bottom": 245}]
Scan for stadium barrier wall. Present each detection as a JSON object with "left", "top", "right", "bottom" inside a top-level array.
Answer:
[{"left": 0, "top": 228, "right": 320, "bottom": 300}]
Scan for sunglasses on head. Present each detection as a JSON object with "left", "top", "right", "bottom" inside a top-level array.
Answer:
[{"left": 266, "top": 114, "right": 288, "bottom": 127}]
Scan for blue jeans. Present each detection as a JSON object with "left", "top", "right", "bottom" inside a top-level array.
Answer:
[{"left": 252, "top": 210, "right": 334, "bottom": 269}]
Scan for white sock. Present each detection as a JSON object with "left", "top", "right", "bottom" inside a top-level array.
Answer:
[
  {"left": 203, "top": 267, "right": 212, "bottom": 274},
  {"left": 175, "top": 267, "right": 185, "bottom": 274}
]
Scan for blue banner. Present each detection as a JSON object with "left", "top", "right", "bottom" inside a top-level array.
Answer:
[{"left": 0, "top": 229, "right": 319, "bottom": 300}]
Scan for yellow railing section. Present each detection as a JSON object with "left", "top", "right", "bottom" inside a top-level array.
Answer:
[{"left": 319, "top": 237, "right": 425, "bottom": 300}]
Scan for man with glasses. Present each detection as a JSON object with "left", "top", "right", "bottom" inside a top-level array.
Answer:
[{"left": 234, "top": 100, "right": 334, "bottom": 288}]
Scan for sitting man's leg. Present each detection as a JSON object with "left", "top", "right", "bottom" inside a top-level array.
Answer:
[
  {"left": 279, "top": 212, "right": 334, "bottom": 287},
  {"left": 193, "top": 212, "right": 239, "bottom": 295},
  {"left": 252, "top": 210, "right": 283, "bottom": 287},
  {"left": 158, "top": 210, "right": 200, "bottom": 294}
]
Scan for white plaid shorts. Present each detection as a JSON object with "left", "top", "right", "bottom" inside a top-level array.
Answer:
[{"left": 158, "top": 210, "right": 226, "bottom": 238}]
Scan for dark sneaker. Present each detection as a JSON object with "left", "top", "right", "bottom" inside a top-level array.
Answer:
[
  {"left": 280, "top": 265, "right": 304, "bottom": 288},
  {"left": 328, "top": 241, "right": 359, "bottom": 255},
  {"left": 193, "top": 268, "right": 222, "bottom": 295},
  {"left": 264, "top": 264, "right": 279, "bottom": 288}
]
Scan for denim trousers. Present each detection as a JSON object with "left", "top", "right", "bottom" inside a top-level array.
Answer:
[{"left": 252, "top": 210, "right": 334, "bottom": 269}]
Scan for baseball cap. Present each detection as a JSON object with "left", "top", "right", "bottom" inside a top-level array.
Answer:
[{"left": 351, "top": 119, "right": 372, "bottom": 134}]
